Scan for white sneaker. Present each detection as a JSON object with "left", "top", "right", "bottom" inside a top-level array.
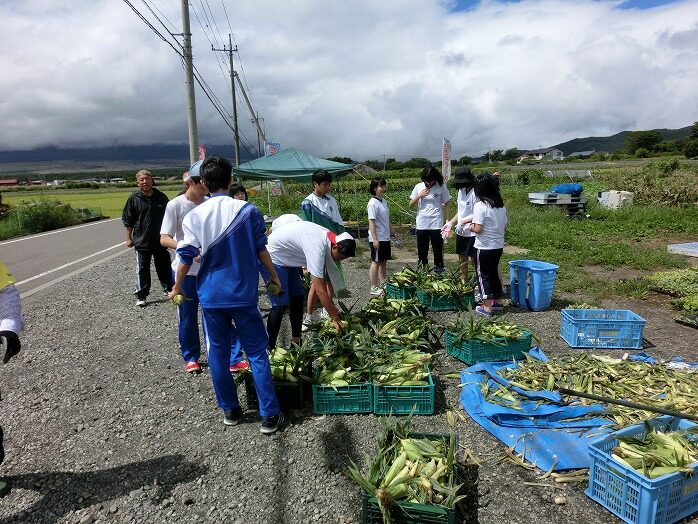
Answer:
[
  {"left": 370, "top": 286, "right": 384, "bottom": 296},
  {"left": 319, "top": 308, "right": 329, "bottom": 320},
  {"left": 302, "top": 313, "right": 313, "bottom": 326},
  {"left": 136, "top": 298, "right": 147, "bottom": 308}
]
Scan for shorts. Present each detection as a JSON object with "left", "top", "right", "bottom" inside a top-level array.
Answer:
[
  {"left": 369, "top": 241, "right": 391, "bottom": 263},
  {"left": 262, "top": 265, "right": 304, "bottom": 307},
  {"left": 456, "top": 235, "right": 476, "bottom": 257}
]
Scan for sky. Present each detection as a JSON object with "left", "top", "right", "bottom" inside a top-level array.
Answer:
[{"left": 1, "top": 0, "right": 697, "bottom": 161}]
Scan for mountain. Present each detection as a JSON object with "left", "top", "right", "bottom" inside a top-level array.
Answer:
[
  {"left": 552, "top": 125, "right": 693, "bottom": 155},
  {"left": 0, "top": 144, "right": 255, "bottom": 167}
]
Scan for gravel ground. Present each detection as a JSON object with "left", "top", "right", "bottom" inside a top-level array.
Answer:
[{"left": 1, "top": 240, "right": 697, "bottom": 524}]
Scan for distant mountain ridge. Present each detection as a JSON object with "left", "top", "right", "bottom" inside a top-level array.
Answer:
[
  {"left": 551, "top": 125, "right": 693, "bottom": 155},
  {"left": 0, "top": 144, "right": 254, "bottom": 165}
]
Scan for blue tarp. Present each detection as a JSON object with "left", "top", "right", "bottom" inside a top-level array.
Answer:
[{"left": 459, "top": 347, "right": 612, "bottom": 471}]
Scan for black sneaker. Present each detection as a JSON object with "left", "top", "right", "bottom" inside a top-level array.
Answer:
[
  {"left": 222, "top": 407, "right": 243, "bottom": 426},
  {"left": 260, "top": 411, "right": 288, "bottom": 435}
]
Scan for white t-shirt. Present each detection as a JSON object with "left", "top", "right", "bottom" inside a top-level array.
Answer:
[
  {"left": 456, "top": 188, "right": 476, "bottom": 238},
  {"left": 366, "top": 197, "right": 390, "bottom": 242},
  {"left": 303, "top": 192, "right": 344, "bottom": 225},
  {"left": 267, "top": 221, "right": 330, "bottom": 279},
  {"left": 410, "top": 182, "right": 451, "bottom": 230},
  {"left": 161, "top": 194, "right": 201, "bottom": 275},
  {"left": 472, "top": 201, "right": 507, "bottom": 250}
]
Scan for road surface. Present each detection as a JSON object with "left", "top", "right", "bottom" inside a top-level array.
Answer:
[{"left": 0, "top": 218, "right": 129, "bottom": 298}]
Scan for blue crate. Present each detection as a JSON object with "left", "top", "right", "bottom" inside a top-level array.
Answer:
[
  {"left": 586, "top": 416, "right": 698, "bottom": 524},
  {"left": 509, "top": 260, "right": 559, "bottom": 311},
  {"left": 561, "top": 309, "right": 646, "bottom": 349}
]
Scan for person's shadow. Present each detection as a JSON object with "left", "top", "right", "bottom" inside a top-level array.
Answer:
[{"left": 0, "top": 454, "right": 208, "bottom": 524}]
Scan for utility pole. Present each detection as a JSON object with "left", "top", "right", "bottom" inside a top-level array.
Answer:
[
  {"left": 236, "top": 80, "right": 265, "bottom": 147},
  {"left": 212, "top": 35, "right": 240, "bottom": 166},
  {"left": 252, "top": 113, "right": 264, "bottom": 157},
  {"left": 181, "top": 0, "right": 198, "bottom": 165},
  {"left": 382, "top": 154, "right": 386, "bottom": 171}
]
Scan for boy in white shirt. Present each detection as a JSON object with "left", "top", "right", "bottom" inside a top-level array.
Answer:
[{"left": 409, "top": 166, "right": 451, "bottom": 272}]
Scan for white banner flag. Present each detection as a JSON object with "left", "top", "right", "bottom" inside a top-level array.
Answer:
[{"left": 442, "top": 137, "right": 451, "bottom": 182}]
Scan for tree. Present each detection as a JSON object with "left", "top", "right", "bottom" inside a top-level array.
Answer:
[
  {"left": 503, "top": 148, "right": 520, "bottom": 162},
  {"left": 692, "top": 121, "right": 698, "bottom": 139},
  {"left": 327, "top": 156, "right": 353, "bottom": 164},
  {"left": 490, "top": 149, "right": 503, "bottom": 162},
  {"left": 458, "top": 156, "right": 472, "bottom": 165},
  {"left": 685, "top": 139, "right": 698, "bottom": 159},
  {"left": 627, "top": 130, "right": 662, "bottom": 155}
]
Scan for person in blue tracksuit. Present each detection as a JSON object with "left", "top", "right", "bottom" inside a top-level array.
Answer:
[{"left": 169, "top": 156, "right": 286, "bottom": 435}]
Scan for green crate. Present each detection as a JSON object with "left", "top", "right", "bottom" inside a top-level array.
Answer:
[
  {"left": 445, "top": 330, "right": 532, "bottom": 365},
  {"left": 361, "top": 432, "right": 466, "bottom": 524},
  {"left": 312, "top": 383, "right": 373, "bottom": 414},
  {"left": 385, "top": 282, "right": 417, "bottom": 300},
  {"left": 373, "top": 369, "right": 435, "bottom": 415},
  {"left": 416, "top": 290, "right": 473, "bottom": 311}
]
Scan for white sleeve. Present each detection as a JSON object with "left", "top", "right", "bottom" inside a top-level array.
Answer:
[
  {"left": 440, "top": 186, "right": 452, "bottom": 203},
  {"left": 304, "top": 238, "right": 327, "bottom": 279},
  {"left": 160, "top": 201, "right": 177, "bottom": 236},
  {"left": 0, "top": 284, "right": 23, "bottom": 334},
  {"left": 410, "top": 184, "right": 420, "bottom": 200},
  {"left": 367, "top": 200, "right": 377, "bottom": 221},
  {"left": 472, "top": 202, "right": 486, "bottom": 225}
]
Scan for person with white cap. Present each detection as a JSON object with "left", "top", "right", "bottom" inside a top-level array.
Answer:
[
  {"left": 264, "top": 220, "right": 356, "bottom": 338},
  {"left": 160, "top": 162, "right": 247, "bottom": 375},
  {"left": 122, "top": 169, "right": 173, "bottom": 307}
]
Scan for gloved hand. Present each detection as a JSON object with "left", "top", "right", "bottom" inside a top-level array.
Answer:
[{"left": 0, "top": 331, "right": 20, "bottom": 364}]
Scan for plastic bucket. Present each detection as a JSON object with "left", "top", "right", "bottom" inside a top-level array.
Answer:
[{"left": 509, "top": 260, "right": 559, "bottom": 311}]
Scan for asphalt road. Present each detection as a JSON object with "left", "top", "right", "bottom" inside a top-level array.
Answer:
[{"left": 0, "top": 218, "right": 128, "bottom": 298}]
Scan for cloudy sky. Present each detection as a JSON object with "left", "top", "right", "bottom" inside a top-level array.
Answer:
[{"left": 1, "top": 0, "right": 697, "bottom": 160}]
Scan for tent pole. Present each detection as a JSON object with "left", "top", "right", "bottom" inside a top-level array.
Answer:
[{"left": 266, "top": 180, "right": 271, "bottom": 216}]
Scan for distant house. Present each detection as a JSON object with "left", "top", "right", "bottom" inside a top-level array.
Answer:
[
  {"left": 0, "top": 179, "right": 19, "bottom": 187},
  {"left": 568, "top": 150, "right": 595, "bottom": 158},
  {"left": 517, "top": 147, "right": 564, "bottom": 163}
]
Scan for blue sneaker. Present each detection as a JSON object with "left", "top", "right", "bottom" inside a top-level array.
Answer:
[
  {"left": 223, "top": 407, "right": 243, "bottom": 426},
  {"left": 475, "top": 305, "right": 493, "bottom": 317},
  {"left": 260, "top": 411, "right": 288, "bottom": 435}
]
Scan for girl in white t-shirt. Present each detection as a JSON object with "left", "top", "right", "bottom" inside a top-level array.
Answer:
[
  {"left": 442, "top": 167, "right": 476, "bottom": 283},
  {"left": 367, "top": 177, "right": 395, "bottom": 296},
  {"left": 463, "top": 173, "right": 507, "bottom": 316},
  {"left": 409, "top": 166, "right": 451, "bottom": 272}
]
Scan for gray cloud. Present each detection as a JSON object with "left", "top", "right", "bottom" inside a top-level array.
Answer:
[{"left": 0, "top": 0, "right": 696, "bottom": 159}]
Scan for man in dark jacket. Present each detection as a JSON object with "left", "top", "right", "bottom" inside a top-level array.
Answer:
[{"left": 122, "top": 169, "right": 172, "bottom": 307}]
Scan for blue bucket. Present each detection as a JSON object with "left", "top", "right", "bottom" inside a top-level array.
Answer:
[{"left": 509, "top": 260, "right": 559, "bottom": 311}]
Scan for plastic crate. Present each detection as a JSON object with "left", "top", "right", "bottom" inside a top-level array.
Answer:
[
  {"left": 312, "top": 383, "right": 373, "bottom": 414},
  {"left": 244, "top": 376, "right": 306, "bottom": 410},
  {"left": 585, "top": 416, "right": 698, "bottom": 524},
  {"left": 561, "top": 309, "right": 646, "bottom": 349},
  {"left": 416, "top": 290, "right": 473, "bottom": 312},
  {"left": 385, "top": 282, "right": 417, "bottom": 300},
  {"left": 445, "top": 330, "right": 532, "bottom": 365},
  {"left": 373, "top": 369, "right": 435, "bottom": 415},
  {"left": 509, "top": 260, "right": 559, "bottom": 311}
]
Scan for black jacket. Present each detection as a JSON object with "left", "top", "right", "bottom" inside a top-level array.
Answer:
[{"left": 122, "top": 188, "right": 169, "bottom": 250}]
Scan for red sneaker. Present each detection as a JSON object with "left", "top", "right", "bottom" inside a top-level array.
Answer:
[
  {"left": 184, "top": 361, "right": 201, "bottom": 374},
  {"left": 229, "top": 361, "right": 249, "bottom": 373}
]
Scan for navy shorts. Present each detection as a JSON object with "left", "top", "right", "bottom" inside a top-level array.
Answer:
[
  {"left": 260, "top": 265, "right": 304, "bottom": 307},
  {"left": 456, "top": 235, "right": 476, "bottom": 257},
  {"left": 369, "top": 241, "right": 392, "bottom": 263}
]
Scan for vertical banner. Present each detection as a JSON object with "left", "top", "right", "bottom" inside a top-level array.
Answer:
[
  {"left": 264, "top": 142, "right": 281, "bottom": 156},
  {"left": 197, "top": 144, "right": 207, "bottom": 161},
  {"left": 442, "top": 137, "right": 451, "bottom": 182}
]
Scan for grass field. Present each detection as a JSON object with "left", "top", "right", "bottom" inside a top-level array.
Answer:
[{"left": 2, "top": 161, "right": 697, "bottom": 303}]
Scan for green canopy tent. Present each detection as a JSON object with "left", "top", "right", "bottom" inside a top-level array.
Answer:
[
  {"left": 232, "top": 147, "right": 354, "bottom": 218},
  {"left": 233, "top": 147, "right": 353, "bottom": 182}
]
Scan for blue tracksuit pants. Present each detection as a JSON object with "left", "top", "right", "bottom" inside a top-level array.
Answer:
[
  {"left": 201, "top": 306, "right": 280, "bottom": 417},
  {"left": 176, "top": 273, "right": 244, "bottom": 365}
]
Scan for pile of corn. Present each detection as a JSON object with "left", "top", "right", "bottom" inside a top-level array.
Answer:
[
  {"left": 490, "top": 353, "right": 698, "bottom": 427},
  {"left": 612, "top": 424, "right": 698, "bottom": 478},
  {"left": 385, "top": 266, "right": 420, "bottom": 288},
  {"left": 268, "top": 344, "right": 313, "bottom": 383},
  {"left": 447, "top": 312, "right": 533, "bottom": 346},
  {"left": 347, "top": 415, "right": 467, "bottom": 523},
  {"left": 418, "top": 272, "right": 474, "bottom": 299},
  {"left": 372, "top": 350, "right": 432, "bottom": 386}
]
